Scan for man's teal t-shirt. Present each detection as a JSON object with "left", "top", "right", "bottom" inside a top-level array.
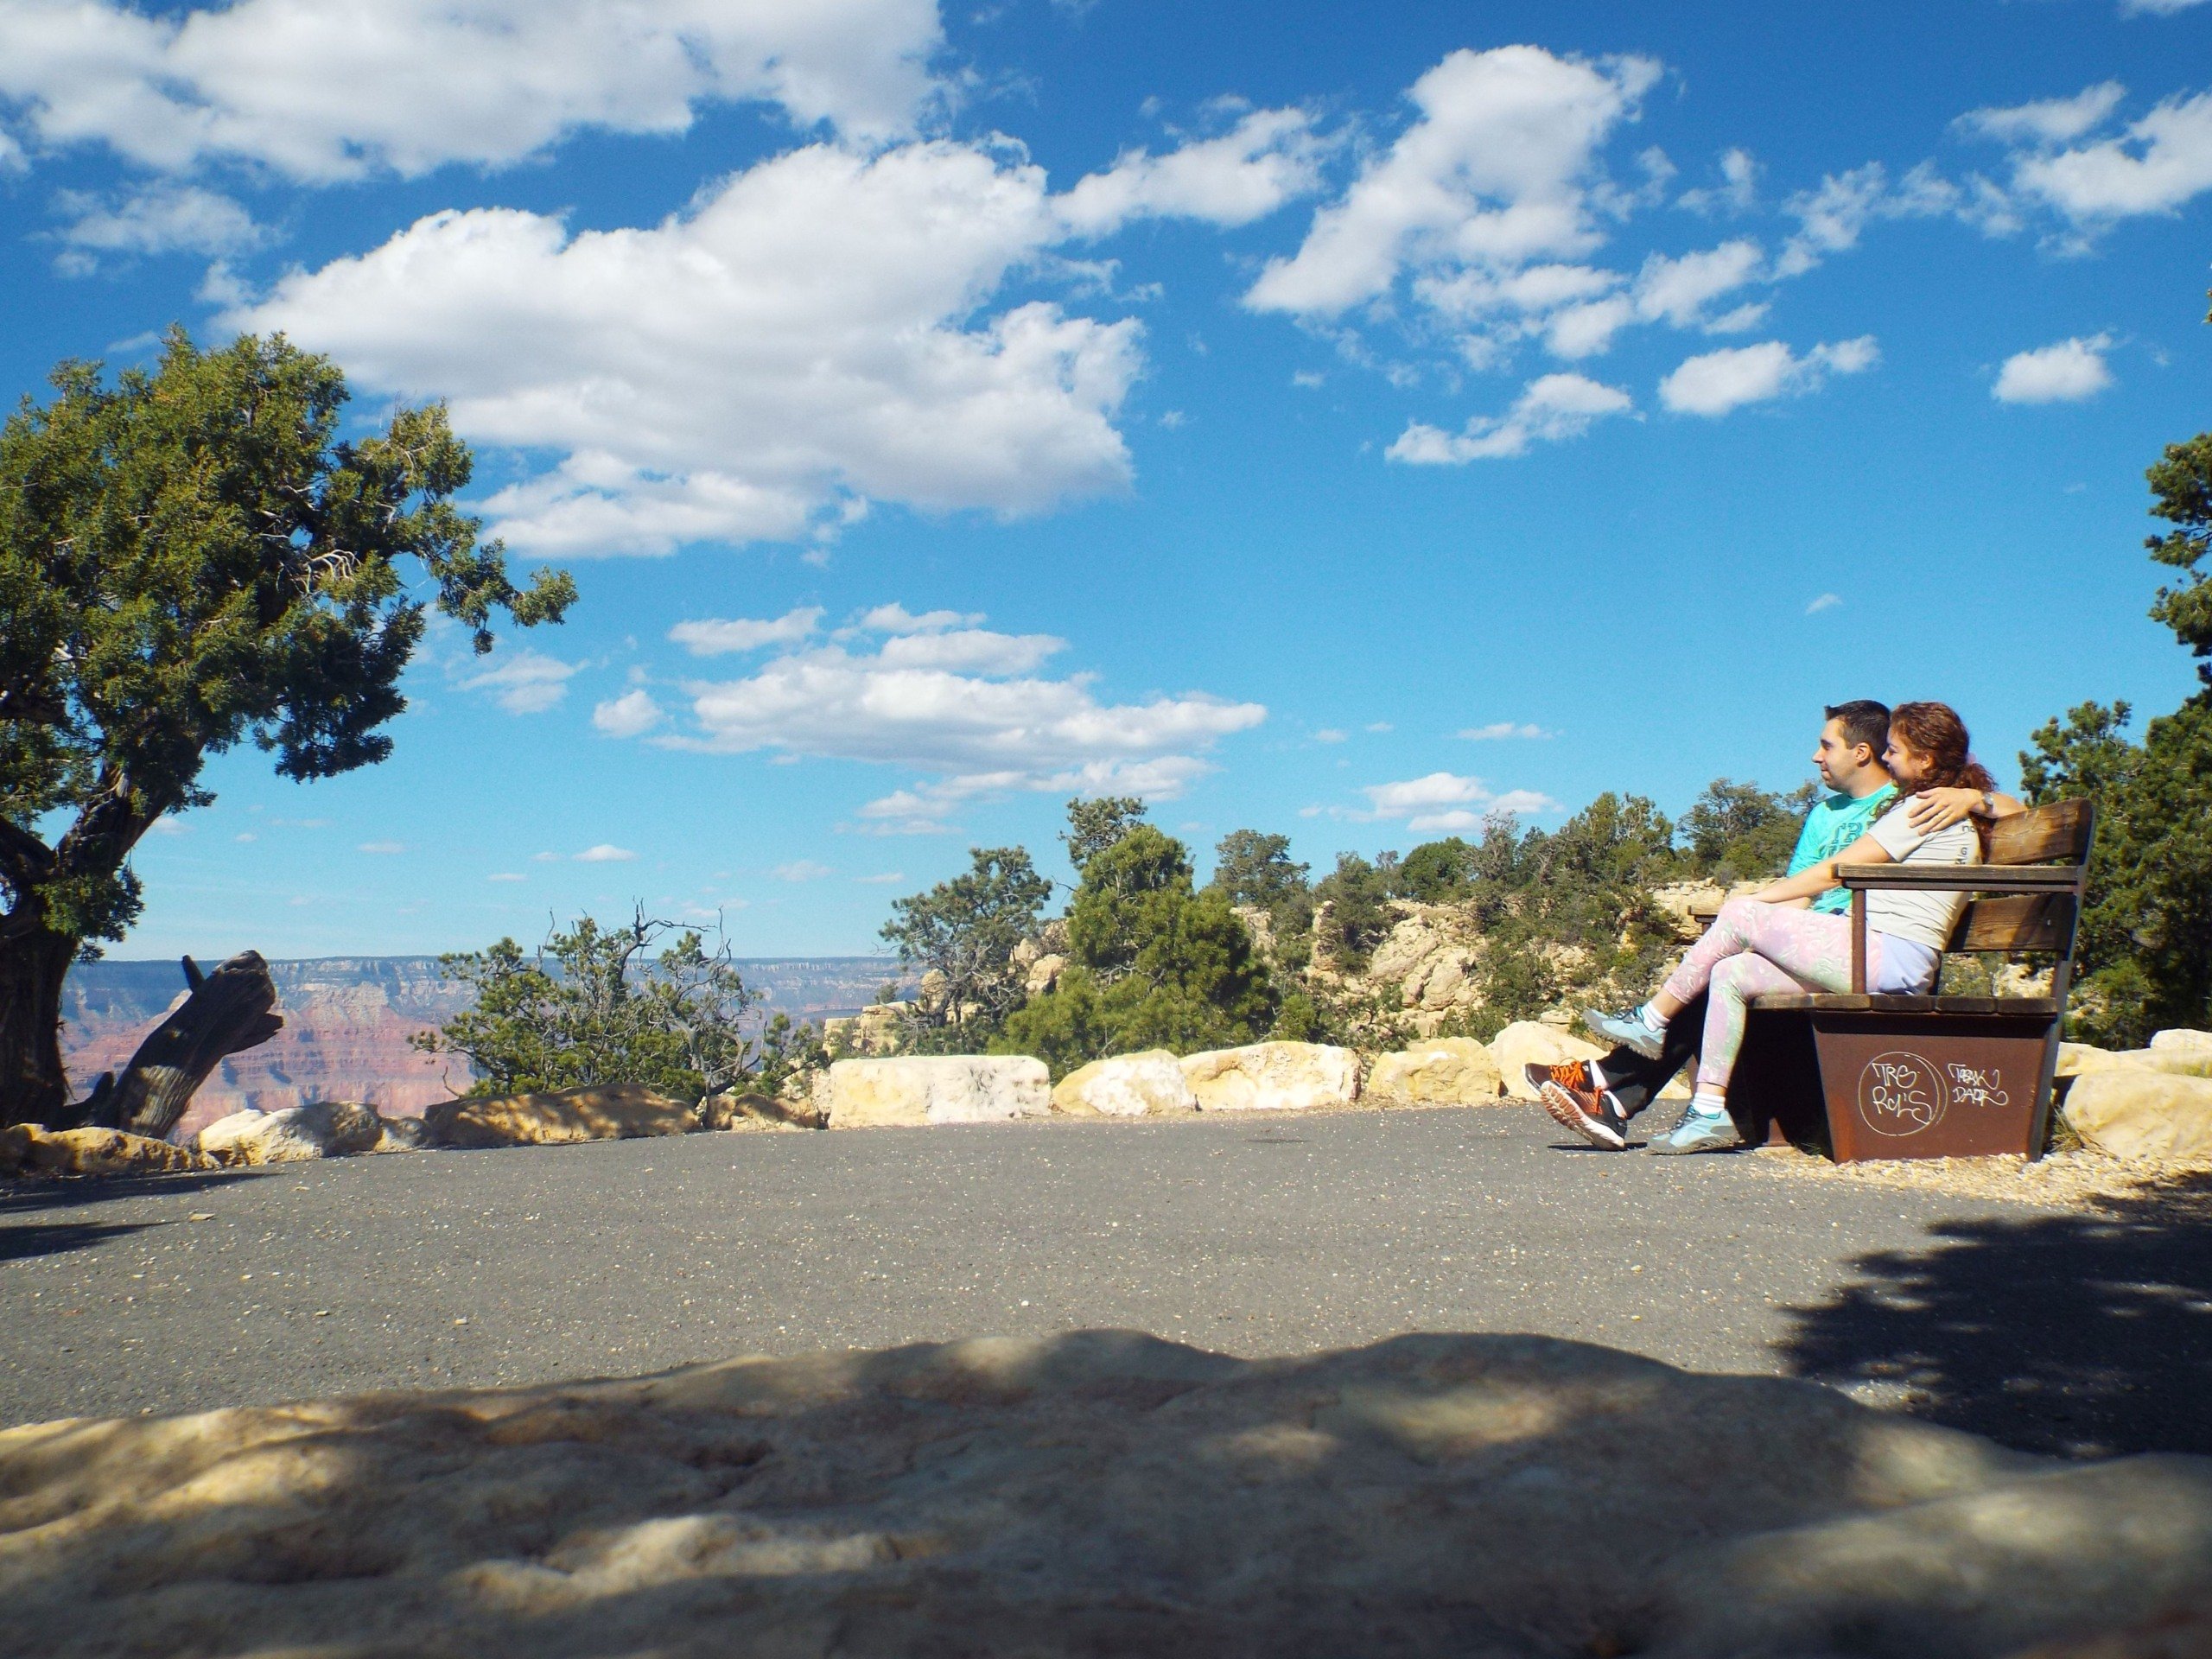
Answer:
[{"left": 1789, "top": 785, "right": 1900, "bottom": 915}]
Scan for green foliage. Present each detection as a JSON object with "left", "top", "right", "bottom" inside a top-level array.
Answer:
[
  {"left": 1210, "top": 828, "right": 1314, "bottom": 971},
  {"left": 1061, "top": 795, "right": 1147, "bottom": 874},
  {"left": 1395, "top": 837, "right": 1476, "bottom": 903},
  {"left": 1679, "top": 779, "right": 1815, "bottom": 883},
  {"left": 2024, "top": 698, "right": 2212, "bottom": 1045},
  {"left": 0, "top": 330, "right": 573, "bottom": 952},
  {"left": 998, "top": 825, "right": 1274, "bottom": 1077},
  {"left": 1313, "top": 851, "right": 1396, "bottom": 970},
  {"left": 880, "top": 847, "right": 1053, "bottom": 1049},
  {"left": 413, "top": 912, "right": 761, "bottom": 1100},
  {"left": 2146, "top": 429, "right": 2212, "bottom": 684}
]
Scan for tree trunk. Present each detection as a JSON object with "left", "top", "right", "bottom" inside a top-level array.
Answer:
[
  {"left": 0, "top": 927, "right": 79, "bottom": 1128},
  {"left": 59, "top": 953, "right": 283, "bottom": 1141}
]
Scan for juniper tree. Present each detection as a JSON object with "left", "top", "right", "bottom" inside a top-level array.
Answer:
[{"left": 0, "top": 330, "right": 575, "bottom": 1125}]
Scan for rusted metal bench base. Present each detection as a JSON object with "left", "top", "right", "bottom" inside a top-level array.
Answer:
[{"left": 1726, "top": 996, "right": 2060, "bottom": 1161}]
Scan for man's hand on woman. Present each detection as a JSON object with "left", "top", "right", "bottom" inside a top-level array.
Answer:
[{"left": 1905, "top": 787, "right": 1985, "bottom": 832}]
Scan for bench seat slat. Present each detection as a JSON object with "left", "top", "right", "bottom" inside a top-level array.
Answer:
[
  {"left": 1746, "top": 993, "right": 2060, "bottom": 1015},
  {"left": 1832, "top": 863, "right": 2084, "bottom": 892}
]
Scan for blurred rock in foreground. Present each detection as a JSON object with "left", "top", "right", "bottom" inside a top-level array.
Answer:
[{"left": 2, "top": 1331, "right": 2205, "bottom": 1658}]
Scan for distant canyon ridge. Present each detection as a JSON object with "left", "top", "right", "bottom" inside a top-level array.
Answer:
[{"left": 61, "top": 956, "right": 899, "bottom": 1142}]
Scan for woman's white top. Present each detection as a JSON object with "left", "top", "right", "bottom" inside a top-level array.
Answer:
[{"left": 1863, "top": 800, "right": 1982, "bottom": 953}]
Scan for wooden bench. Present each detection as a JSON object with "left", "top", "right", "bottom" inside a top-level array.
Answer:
[{"left": 1722, "top": 798, "right": 2094, "bottom": 1161}]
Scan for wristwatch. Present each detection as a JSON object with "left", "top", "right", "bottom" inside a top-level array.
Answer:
[{"left": 1977, "top": 790, "right": 1994, "bottom": 817}]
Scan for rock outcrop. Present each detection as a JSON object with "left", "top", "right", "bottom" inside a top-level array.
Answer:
[
  {"left": 1179, "top": 1042, "right": 1359, "bottom": 1111},
  {"left": 0, "top": 1124, "right": 211, "bottom": 1179},
  {"left": 1363, "top": 1038, "right": 1503, "bottom": 1107},
  {"left": 1491, "top": 1021, "right": 1607, "bottom": 1098},
  {"left": 700, "top": 1091, "right": 823, "bottom": 1133},
  {"left": 196, "top": 1101, "right": 385, "bottom": 1166},
  {"left": 2, "top": 1330, "right": 2206, "bottom": 1658},
  {"left": 1051, "top": 1052, "right": 1198, "bottom": 1116},
  {"left": 2063, "top": 1071, "right": 2212, "bottom": 1161},
  {"left": 826, "top": 1057, "right": 1051, "bottom": 1128},
  {"left": 423, "top": 1084, "right": 697, "bottom": 1148}
]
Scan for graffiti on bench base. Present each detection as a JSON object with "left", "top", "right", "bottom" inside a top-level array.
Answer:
[{"left": 1855, "top": 1052, "right": 2012, "bottom": 1136}]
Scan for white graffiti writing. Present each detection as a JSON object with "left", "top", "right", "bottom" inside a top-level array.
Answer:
[
  {"left": 1945, "top": 1063, "right": 2009, "bottom": 1111},
  {"left": 1860, "top": 1056, "right": 1943, "bottom": 1134}
]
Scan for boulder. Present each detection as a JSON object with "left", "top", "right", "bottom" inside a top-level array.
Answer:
[
  {"left": 2153, "top": 1028, "right": 2212, "bottom": 1053},
  {"left": 1363, "top": 1038, "right": 1503, "bottom": 1107},
  {"left": 3, "top": 1330, "right": 2208, "bottom": 1659},
  {"left": 423, "top": 1084, "right": 696, "bottom": 1149},
  {"left": 1051, "top": 1052, "right": 1198, "bottom": 1117},
  {"left": 370, "top": 1114, "right": 428, "bottom": 1154},
  {"left": 1180, "top": 1042, "right": 1359, "bottom": 1112},
  {"left": 826, "top": 1057, "right": 1050, "bottom": 1129},
  {"left": 2062, "top": 1071, "right": 2212, "bottom": 1161},
  {"left": 196, "top": 1101, "right": 385, "bottom": 1165},
  {"left": 700, "top": 1091, "right": 823, "bottom": 1133},
  {"left": 1491, "top": 1020, "right": 1606, "bottom": 1100},
  {"left": 0, "top": 1124, "right": 211, "bottom": 1179},
  {"left": 1025, "top": 953, "right": 1067, "bottom": 1000},
  {"left": 2056, "top": 1043, "right": 2212, "bottom": 1082}
]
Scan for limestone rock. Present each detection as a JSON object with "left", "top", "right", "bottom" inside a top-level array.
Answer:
[
  {"left": 700, "top": 1091, "right": 823, "bottom": 1133},
  {"left": 195, "top": 1100, "right": 384, "bottom": 1165},
  {"left": 1180, "top": 1041, "right": 1359, "bottom": 1111},
  {"left": 371, "top": 1114, "right": 428, "bottom": 1154},
  {"left": 1051, "top": 1052, "right": 1198, "bottom": 1117},
  {"left": 423, "top": 1084, "right": 696, "bottom": 1149},
  {"left": 0, "top": 1124, "right": 211, "bottom": 1179},
  {"left": 827, "top": 1057, "right": 1050, "bottom": 1128},
  {"left": 2, "top": 1330, "right": 2207, "bottom": 1659},
  {"left": 1363, "top": 1039, "right": 1503, "bottom": 1107},
  {"left": 2063, "top": 1071, "right": 2212, "bottom": 1161},
  {"left": 1025, "top": 953, "right": 1066, "bottom": 999},
  {"left": 823, "top": 1003, "right": 905, "bottom": 1058},
  {"left": 2057, "top": 1043, "right": 2212, "bottom": 1082},
  {"left": 1491, "top": 1020, "right": 1607, "bottom": 1099},
  {"left": 2152, "top": 1028, "right": 2212, "bottom": 1054}
]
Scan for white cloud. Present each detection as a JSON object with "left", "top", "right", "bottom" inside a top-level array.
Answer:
[
  {"left": 773, "top": 860, "right": 834, "bottom": 882},
  {"left": 50, "top": 182, "right": 264, "bottom": 272},
  {"left": 0, "top": 0, "right": 943, "bottom": 181},
  {"left": 1354, "top": 771, "right": 1560, "bottom": 834},
  {"left": 855, "top": 871, "right": 906, "bottom": 884},
  {"left": 1993, "top": 334, "right": 2116, "bottom": 403},
  {"left": 1458, "top": 722, "right": 1553, "bottom": 741},
  {"left": 2120, "top": 0, "right": 2210, "bottom": 12},
  {"left": 1958, "top": 83, "right": 2128, "bottom": 147},
  {"left": 592, "top": 689, "right": 665, "bottom": 737},
  {"left": 1658, "top": 336, "right": 1878, "bottom": 417},
  {"left": 1057, "top": 106, "right": 1327, "bottom": 237},
  {"left": 1387, "top": 372, "right": 1632, "bottom": 464},
  {"left": 668, "top": 607, "right": 824, "bottom": 656},
  {"left": 573, "top": 844, "right": 637, "bottom": 863},
  {"left": 358, "top": 841, "right": 405, "bottom": 855},
  {"left": 632, "top": 607, "right": 1264, "bottom": 815},
  {"left": 1631, "top": 239, "right": 1765, "bottom": 328},
  {"left": 1678, "top": 147, "right": 1758, "bottom": 215},
  {"left": 1313, "top": 728, "right": 1347, "bottom": 743},
  {"left": 1806, "top": 593, "right": 1843, "bottom": 615},
  {"left": 455, "top": 647, "right": 579, "bottom": 714},
  {"left": 1246, "top": 47, "right": 1661, "bottom": 320},
  {"left": 234, "top": 141, "right": 1149, "bottom": 556},
  {"left": 487, "top": 872, "right": 526, "bottom": 882},
  {"left": 857, "top": 603, "right": 984, "bottom": 634}
]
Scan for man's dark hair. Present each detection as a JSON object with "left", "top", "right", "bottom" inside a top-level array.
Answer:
[{"left": 1824, "top": 699, "right": 1891, "bottom": 756}]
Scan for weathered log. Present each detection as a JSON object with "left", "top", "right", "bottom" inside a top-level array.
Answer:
[{"left": 61, "top": 953, "right": 283, "bottom": 1141}]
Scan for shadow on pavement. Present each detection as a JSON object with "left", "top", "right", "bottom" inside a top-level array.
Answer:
[
  {"left": 0, "top": 1170, "right": 252, "bottom": 1218},
  {"left": 0, "top": 1219, "right": 154, "bottom": 1263},
  {"left": 1778, "top": 1169, "right": 2212, "bottom": 1458}
]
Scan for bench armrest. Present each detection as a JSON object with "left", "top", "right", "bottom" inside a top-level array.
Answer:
[{"left": 1832, "top": 863, "right": 2085, "bottom": 893}]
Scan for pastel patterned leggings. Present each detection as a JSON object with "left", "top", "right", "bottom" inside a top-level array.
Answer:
[{"left": 1660, "top": 900, "right": 1887, "bottom": 1091}]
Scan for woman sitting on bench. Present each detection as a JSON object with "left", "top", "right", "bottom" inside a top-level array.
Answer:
[{"left": 1583, "top": 702, "right": 2025, "bottom": 1155}]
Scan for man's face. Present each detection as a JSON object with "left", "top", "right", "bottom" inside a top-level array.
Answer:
[{"left": 1814, "top": 719, "right": 1872, "bottom": 790}]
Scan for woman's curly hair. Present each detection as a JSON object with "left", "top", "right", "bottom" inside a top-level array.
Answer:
[{"left": 1889, "top": 701, "right": 1998, "bottom": 797}]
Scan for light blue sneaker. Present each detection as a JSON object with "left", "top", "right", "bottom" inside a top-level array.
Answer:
[
  {"left": 1582, "top": 1005, "right": 1666, "bottom": 1061},
  {"left": 1646, "top": 1105, "right": 1742, "bottom": 1155}
]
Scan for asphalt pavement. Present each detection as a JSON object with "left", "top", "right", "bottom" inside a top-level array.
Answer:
[{"left": 4, "top": 1104, "right": 2206, "bottom": 1459}]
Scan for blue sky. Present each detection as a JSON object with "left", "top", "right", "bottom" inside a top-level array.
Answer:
[{"left": 4, "top": 0, "right": 2209, "bottom": 959}]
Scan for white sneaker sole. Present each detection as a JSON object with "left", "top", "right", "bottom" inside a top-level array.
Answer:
[{"left": 1539, "top": 1082, "right": 1626, "bottom": 1151}]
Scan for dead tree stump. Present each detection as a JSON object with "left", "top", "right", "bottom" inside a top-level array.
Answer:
[{"left": 63, "top": 953, "right": 283, "bottom": 1141}]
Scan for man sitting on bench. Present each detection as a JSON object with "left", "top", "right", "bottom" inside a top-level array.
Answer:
[
  {"left": 1578, "top": 701, "right": 2026, "bottom": 1155},
  {"left": 1530, "top": 700, "right": 1900, "bottom": 1149}
]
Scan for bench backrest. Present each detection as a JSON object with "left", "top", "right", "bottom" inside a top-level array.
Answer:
[{"left": 1945, "top": 798, "right": 2094, "bottom": 957}]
